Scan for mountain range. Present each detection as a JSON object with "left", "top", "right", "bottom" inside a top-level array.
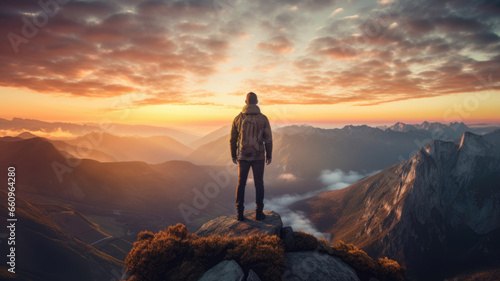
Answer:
[
  {"left": 387, "top": 121, "right": 469, "bottom": 136},
  {"left": 188, "top": 122, "right": 494, "bottom": 180},
  {"left": 4, "top": 118, "right": 498, "bottom": 175},
  {"left": 0, "top": 117, "right": 200, "bottom": 143},
  {"left": 1, "top": 120, "right": 500, "bottom": 280}
]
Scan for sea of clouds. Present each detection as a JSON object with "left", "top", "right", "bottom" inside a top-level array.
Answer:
[{"left": 262, "top": 169, "right": 379, "bottom": 239}]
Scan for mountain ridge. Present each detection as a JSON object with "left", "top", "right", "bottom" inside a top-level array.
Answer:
[
  {"left": 66, "top": 132, "right": 193, "bottom": 164},
  {"left": 188, "top": 122, "right": 477, "bottom": 179}
]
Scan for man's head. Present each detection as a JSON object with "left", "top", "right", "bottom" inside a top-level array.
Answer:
[{"left": 246, "top": 92, "right": 258, "bottom": 105}]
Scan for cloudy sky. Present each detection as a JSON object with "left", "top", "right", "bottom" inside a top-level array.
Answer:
[{"left": 1, "top": 0, "right": 499, "bottom": 131}]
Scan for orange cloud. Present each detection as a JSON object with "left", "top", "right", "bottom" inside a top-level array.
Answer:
[
  {"left": 0, "top": 0, "right": 499, "bottom": 111},
  {"left": 0, "top": 0, "right": 233, "bottom": 105},
  {"left": 258, "top": 36, "right": 294, "bottom": 54}
]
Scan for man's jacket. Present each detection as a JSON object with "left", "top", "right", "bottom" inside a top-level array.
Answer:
[{"left": 230, "top": 104, "right": 273, "bottom": 161}]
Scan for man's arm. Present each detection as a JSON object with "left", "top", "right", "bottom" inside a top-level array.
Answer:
[
  {"left": 230, "top": 115, "right": 239, "bottom": 161},
  {"left": 263, "top": 115, "right": 273, "bottom": 163}
]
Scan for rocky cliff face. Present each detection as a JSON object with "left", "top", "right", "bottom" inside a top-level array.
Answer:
[
  {"left": 384, "top": 132, "right": 500, "bottom": 279},
  {"left": 404, "top": 132, "right": 498, "bottom": 234},
  {"left": 294, "top": 131, "right": 500, "bottom": 280}
]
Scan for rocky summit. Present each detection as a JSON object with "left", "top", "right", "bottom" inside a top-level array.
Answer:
[
  {"left": 122, "top": 208, "right": 407, "bottom": 281},
  {"left": 194, "top": 210, "right": 360, "bottom": 281},
  {"left": 195, "top": 210, "right": 282, "bottom": 238}
]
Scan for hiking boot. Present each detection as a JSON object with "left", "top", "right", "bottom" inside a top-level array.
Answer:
[
  {"left": 236, "top": 212, "right": 245, "bottom": 221},
  {"left": 255, "top": 211, "right": 266, "bottom": 221}
]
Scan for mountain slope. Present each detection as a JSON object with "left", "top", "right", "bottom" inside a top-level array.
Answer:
[
  {"left": 187, "top": 134, "right": 231, "bottom": 165},
  {"left": 48, "top": 138, "right": 118, "bottom": 162},
  {"left": 0, "top": 190, "right": 123, "bottom": 281},
  {"left": 90, "top": 122, "right": 200, "bottom": 144},
  {"left": 35, "top": 202, "right": 133, "bottom": 260},
  {"left": 293, "top": 132, "right": 500, "bottom": 280},
  {"left": 189, "top": 125, "right": 230, "bottom": 150}
]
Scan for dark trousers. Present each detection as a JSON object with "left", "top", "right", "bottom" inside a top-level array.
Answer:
[{"left": 236, "top": 159, "right": 265, "bottom": 213}]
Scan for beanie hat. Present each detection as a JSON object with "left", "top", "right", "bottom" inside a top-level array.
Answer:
[{"left": 246, "top": 92, "right": 258, "bottom": 104}]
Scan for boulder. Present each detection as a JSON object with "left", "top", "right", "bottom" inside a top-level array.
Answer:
[
  {"left": 283, "top": 251, "right": 360, "bottom": 281},
  {"left": 281, "top": 226, "right": 294, "bottom": 251},
  {"left": 195, "top": 210, "right": 282, "bottom": 238},
  {"left": 198, "top": 260, "right": 244, "bottom": 281}
]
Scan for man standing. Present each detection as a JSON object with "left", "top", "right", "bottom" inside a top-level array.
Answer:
[{"left": 230, "top": 92, "right": 273, "bottom": 221}]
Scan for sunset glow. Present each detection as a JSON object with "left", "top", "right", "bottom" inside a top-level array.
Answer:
[
  {"left": 1, "top": 0, "right": 499, "bottom": 132},
  {"left": 2, "top": 2, "right": 500, "bottom": 280}
]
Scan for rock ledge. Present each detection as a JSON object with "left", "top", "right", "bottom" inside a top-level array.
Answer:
[{"left": 195, "top": 210, "right": 282, "bottom": 238}]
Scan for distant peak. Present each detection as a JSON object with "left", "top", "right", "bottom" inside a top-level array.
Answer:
[
  {"left": 343, "top": 124, "right": 370, "bottom": 130},
  {"left": 458, "top": 132, "right": 491, "bottom": 155},
  {"left": 449, "top": 121, "right": 469, "bottom": 130},
  {"left": 16, "top": 131, "right": 37, "bottom": 139},
  {"left": 460, "top": 132, "right": 481, "bottom": 145}
]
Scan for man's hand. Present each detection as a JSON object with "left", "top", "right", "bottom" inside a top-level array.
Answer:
[
  {"left": 266, "top": 158, "right": 272, "bottom": 165},
  {"left": 232, "top": 158, "right": 238, "bottom": 165}
]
